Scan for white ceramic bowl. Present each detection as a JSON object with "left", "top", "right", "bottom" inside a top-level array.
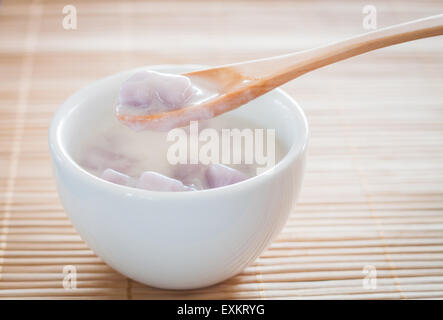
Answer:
[{"left": 49, "top": 65, "right": 309, "bottom": 290}]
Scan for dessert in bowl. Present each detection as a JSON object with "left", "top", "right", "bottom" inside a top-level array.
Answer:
[{"left": 48, "top": 65, "right": 308, "bottom": 289}]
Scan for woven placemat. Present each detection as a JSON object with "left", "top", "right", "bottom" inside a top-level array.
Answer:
[{"left": 1, "top": 0, "right": 443, "bottom": 299}]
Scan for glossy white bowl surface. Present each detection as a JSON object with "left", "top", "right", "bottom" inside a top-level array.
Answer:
[{"left": 49, "top": 65, "right": 309, "bottom": 289}]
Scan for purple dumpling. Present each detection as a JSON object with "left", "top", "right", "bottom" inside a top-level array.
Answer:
[
  {"left": 205, "top": 164, "right": 248, "bottom": 188},
  {"left": 136, "top": 171, "right": 189, "bottom": 192}
]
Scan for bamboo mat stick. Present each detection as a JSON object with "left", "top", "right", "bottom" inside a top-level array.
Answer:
[{"left": 1, "top": 0, "right": 443, "bottom": 299}]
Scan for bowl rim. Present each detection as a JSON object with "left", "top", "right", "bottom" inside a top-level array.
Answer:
[{"left": 49, "top": 64, "right": 309, "bottom": 199}]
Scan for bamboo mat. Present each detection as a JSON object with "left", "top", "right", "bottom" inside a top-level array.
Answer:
[{"left": 1, "top": 0, "right": 443, "bottom": 299}]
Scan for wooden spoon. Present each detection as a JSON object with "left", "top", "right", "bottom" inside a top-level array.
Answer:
[{"left": 116, "top": 14, "right": 443, "bottom": 131}]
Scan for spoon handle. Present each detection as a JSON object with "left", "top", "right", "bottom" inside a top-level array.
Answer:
[{"left": 232, "top": 14, "right": 443, "bottom": 87}]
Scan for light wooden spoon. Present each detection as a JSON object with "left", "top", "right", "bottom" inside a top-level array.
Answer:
[{"left": 116, "top": 14, "right": 443, "bottom": 130}]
